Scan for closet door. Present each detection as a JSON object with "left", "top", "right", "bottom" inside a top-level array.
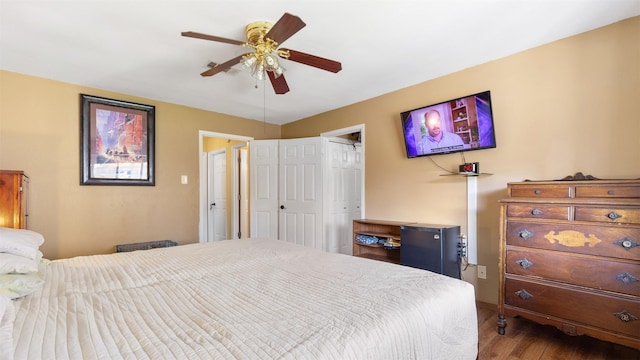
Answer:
[
  {"left": 325, "top": 140, "right": 349, "bottom": 253},
  {"left": 325, "top": 140, "right": 363, "bottom": 255},
  {"left": 344, "top": 142, "right": 363, "bottom": 255},
  {"left": 250, "top": 137, "right": 362, "bottom": 252},
  {"left": 249, "top": 140, "right": 279, "bottom": 239},
  {"left": 279, "top": 138, "right": 324, "bottom": 249}
]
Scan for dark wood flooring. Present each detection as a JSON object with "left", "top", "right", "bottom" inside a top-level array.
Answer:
[{"left": 477, "top": 303, "right": 640, "bottom": 360}]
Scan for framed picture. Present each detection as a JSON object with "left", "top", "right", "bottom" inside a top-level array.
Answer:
[{"left": 80, "top": 94, "right": 155, "bottom": 185}]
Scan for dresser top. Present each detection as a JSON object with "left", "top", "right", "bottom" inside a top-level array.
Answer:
[
  {"left": 501, "top": 177, "right": 640, "bottom": 204},
  {"left": 509, "top": 178, "right": 640, "bottom": 186}
]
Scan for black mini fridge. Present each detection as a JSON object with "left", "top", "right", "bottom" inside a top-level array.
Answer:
[{"left": 400, "top": 224, "right": 461, "bottom": 279}]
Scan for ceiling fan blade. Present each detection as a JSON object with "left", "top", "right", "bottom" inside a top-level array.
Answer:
[
  {"left": 267, "top": 72, "right": 290, "bottom": 94},
  {"left": 182, "top": 31, "right": 245, "bottom": 46},
  {"left": 200, "top": 53, "right": 250, "bottom": 77},
  {"left": 281, "top": 49, "right": 342, "bottom": 73},
  {"left": 265, "top": 13, "right": 306, "bottom": 45}
]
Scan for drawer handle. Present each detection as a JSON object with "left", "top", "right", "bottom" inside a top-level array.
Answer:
[
  {"left": 607, "top": 211, "right": 622, "bottom": 220},
  {"left": 531, "top": 209, "right": 543, "bottom": 216},
  {"left": 515, "top": 289, "right": 533, "bottom": 300},
  {"left": 613, "top": 310, "right": 638, "bottom": 323},
  {"left": 615, "top": 237, "right": 638, "bottom": 250},
  {"left": 616, "top": 272, "right": 638, "bottom": 285},
  {"left": 518, "top": 229, "right": 533, "bottom": 240},
  {"left": 534, "top": 189, "right": 542, "bottom": 195},
  {"left": 516, "top": 258, "right": 533, "bottom": 269}
]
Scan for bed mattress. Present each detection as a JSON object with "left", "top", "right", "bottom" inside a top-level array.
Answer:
[{"left": 10, "top": 238, "right": 477, "bottom": 359}]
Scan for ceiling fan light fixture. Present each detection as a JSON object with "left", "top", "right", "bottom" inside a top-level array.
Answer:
[
  {"left": 257, "top": 65, "right": 267, "bottom": 80},
  {"left": 265, "top": 53, "right": 285, "bottom": 77},
  {"left": 241, "top": 54, "right": 258, "bottom": 69},
  {"left": 273, "top": 64, "right": 285, "bottom": 78},
  {"left": 241, "top": 51, "right": 285, "bottom": 80},
  {"left": 249, "top": 61, "right": 266, "bottom": 81},
  {"left": 182, "top": 12, "right": 341, "bottom": 94},
  {"left": 239, "top": 21, "right": 288, "bottom": 81}
]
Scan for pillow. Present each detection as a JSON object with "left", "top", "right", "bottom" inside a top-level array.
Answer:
[
  {"left": 0, "top": 252, "right": 42, "bottom": 274},
  {"left": 0, "top": 271, "right": 45, "bottom": 300},
  {"left": 0, "top": 227, "right": 45, "bottom": 259},
  {"left": 0, "top": 227, "right": 45, "bottom": 248}
]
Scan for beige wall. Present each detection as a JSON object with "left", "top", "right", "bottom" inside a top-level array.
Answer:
[
  {"left": 1, "top": 17, "right": 638, "bottom": 305},
  {"left": 0, "top": 73, "right": 279, "bottom": 259},
  {"left": 282, "top": 17, "right": 640, "bottom": 304}
]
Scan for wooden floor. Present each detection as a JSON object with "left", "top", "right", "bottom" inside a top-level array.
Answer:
[{"left": 477, "top": 303, "right": 640, "bottom": 360}]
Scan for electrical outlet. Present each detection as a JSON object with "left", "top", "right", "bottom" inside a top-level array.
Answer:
[{"left": 477, "top": 265, "right": 487, "bottom": 279}]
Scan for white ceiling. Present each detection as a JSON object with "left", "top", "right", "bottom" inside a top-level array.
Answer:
[{"left": 1, "top": 1, "right": 639, "bottom": 125}]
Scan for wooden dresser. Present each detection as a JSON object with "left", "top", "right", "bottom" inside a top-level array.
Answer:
[
  {"left": 497, "top": 175, "right": 640, "bottom": 349},
  {"left": 0, "top": 170, "right": 29, "bottom": 229}
]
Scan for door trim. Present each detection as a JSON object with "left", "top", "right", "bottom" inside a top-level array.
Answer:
[{"left": 231, "top": 142, "right": 248, "bottom": 239}]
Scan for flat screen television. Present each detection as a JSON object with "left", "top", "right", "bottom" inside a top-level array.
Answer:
[{"left": 400, "top": 90, "right": 496, "bottom": 158}]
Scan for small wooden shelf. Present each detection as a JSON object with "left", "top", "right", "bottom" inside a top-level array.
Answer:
[
  {"left": 353, "top": 219, "right": 412, "bottom": 264},
  {"left": 354, "top": 231, "right": 401, "bottom": 241},
  {"left": 356, "top": 243, "right": 383, "bottom": 249}
]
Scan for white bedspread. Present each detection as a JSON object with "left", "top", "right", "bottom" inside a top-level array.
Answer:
[{"left": 11, "top": 238, "right": 477, "bottom": 360}]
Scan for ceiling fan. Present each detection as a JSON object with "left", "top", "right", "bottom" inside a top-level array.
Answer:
[{"left": 182, "top": 12, "right": 342, "bottom": 95}]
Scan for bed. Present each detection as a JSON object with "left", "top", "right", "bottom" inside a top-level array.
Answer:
[{"left": 5, "top": 238, "right": 478, "bottom": 359}]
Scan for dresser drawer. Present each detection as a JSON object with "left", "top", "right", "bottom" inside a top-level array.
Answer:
[
  {"left": 506, "top": 221, "right": 640, "bottom": 261},
  {"left": 506, "top": 249, "right": 640, "bottom": 296},
  {"left": 575, "top": 206, "right": 640, "bottom": 225},
  {"left": 509, "top": 184, "right": 571, "bottom": 198},
  {"left": 507, "top": 204, "right": 570, "bottom": 220},
  {"left": 575, "top": 185, "right": 640, "bottom": 199},
  {"left": 505, "top": 278, "right": 640, "bottom": 338}
]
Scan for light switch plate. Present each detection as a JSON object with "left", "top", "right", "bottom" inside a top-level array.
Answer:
[{"left": 477, "top": 265, "right": 487, "bottom": 279}]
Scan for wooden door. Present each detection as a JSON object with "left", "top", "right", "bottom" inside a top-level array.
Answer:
[
  {"left": 278, "top": 138, "right": 324, "bottom": 249},
  {"left": 249, "top": 140, "right": 279, "bottom": 239},
  {"left": 325, "top": 140, "right": 350, "bottom": 253},
  {"left": 207, "top": 150, "right": 227, "bottom": 241},
  {"left": 325, "top": 140, "right": 363, "bottom": 255},
  {"left": 345, "top": 142, "right": 363, "bottom": 255}
]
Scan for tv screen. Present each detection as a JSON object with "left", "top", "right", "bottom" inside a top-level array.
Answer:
[{"left": 400, "top": 90, "right": 496, "bottom": 158}]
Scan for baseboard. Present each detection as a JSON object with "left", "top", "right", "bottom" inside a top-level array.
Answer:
[{"left": 476, "top": 300, "right": 497, "bottom": 310}]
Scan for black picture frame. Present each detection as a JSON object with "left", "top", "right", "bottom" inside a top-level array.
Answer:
[{"left": 80, "top": 94, "right": 155, "bottom": 186}]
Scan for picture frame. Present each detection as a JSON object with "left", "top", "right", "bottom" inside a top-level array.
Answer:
[{"left": 80, "top": 94, "right": 155, "bottom": 185}]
